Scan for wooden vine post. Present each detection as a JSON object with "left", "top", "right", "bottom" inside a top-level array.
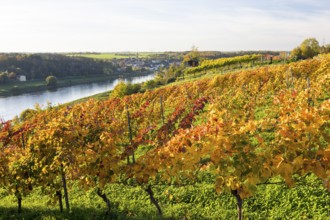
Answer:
[
  {"left": 21, "top": 133, "right": 25, "bottom": 149},
  {"left": 60, "top": 163, "right": 70, "bottom": 212},
  {"left": 160, "top": 96, "right": 165, "bottom": 125},
  {"left": 286, "top": 67, "right": 294, "bottom": 90},
  {"left": 306, "top": 77, "right": 313, "bottom": 106},
  {"left": 290, "top": 68, "right": 294, "bottom": 90},
  {"left": 126, "top": 104, "right": 134, "bottom": 164}
]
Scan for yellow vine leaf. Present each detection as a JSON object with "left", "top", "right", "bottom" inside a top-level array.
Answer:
[
  {"left": 247, "top": 175, "right": 260, "bottom": 186},
  {"left": 313, "top": 162, "right": 327, "bottom": 179},
  {"left": 42, "top": 166, "right": 48, "bottom": 174},
  {"left": 277, "top": 162, "right": 294, "bottom": 187},
  {"left": 292, "top": 155, "right": 304, "bottom": 171},
  {"left": 215, "top": 176, "right": 224, "bottom": 194}
]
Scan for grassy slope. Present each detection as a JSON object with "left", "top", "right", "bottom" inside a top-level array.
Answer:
[
  {"left": 0, "top": 175, "right": 328, "bottom": 220},
  {"left": 1, "top": 57, "right": 329, "bottom": 219},
  {"left": 66, "top": 61, "right": 283, "bottom": 105}
]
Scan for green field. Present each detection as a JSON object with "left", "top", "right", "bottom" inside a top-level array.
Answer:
[
  {"left": 0, "top": 174, "right": 328, "bottom": 219},
  {"left": 0, "top": 75, "right": 121, "bottom": 97},
  {"left": 67, "top": 52, "right": 163, "bottom": 60}
]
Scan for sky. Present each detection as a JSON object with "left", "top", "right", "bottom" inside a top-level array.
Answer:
[{"left": 0, "top": 0, "right": 329, "bottom": 52}]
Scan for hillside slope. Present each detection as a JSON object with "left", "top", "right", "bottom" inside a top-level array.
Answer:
[{"left": 0, "top": 54, "right": 329, "bottom": 219}]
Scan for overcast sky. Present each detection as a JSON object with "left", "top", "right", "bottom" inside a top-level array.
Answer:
[{"left": 0, "top": 0, "right": 329, "bottom": 52}]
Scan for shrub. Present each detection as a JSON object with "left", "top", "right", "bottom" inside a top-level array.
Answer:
[
  {"left": 19, "top": 109, "right": 37, "bottom": 121},
  {"left": 143, "top": 79, "right": 158, "bottom": 90},
  {"left": 110, "top": 81, "right": 141, "bottom": 98},
  {"left": 45, "top": 75, "right": 58, "bottom": 88},
  {"left": 0, "top": 73, "right": 9, "bottom": 84}
]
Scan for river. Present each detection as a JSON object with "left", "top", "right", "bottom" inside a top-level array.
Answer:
[{"left": 0, "top": 74, "right": 154, "bottom": 121}]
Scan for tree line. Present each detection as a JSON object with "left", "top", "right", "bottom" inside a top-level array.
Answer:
[
  {"left": 0, "top": 53, "right": 116, "bottom": 83},
  {"left": 290, "top": 38, "right": 330, "bottom": 60}
]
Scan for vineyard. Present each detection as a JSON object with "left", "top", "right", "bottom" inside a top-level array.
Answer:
[
  {"left": 0, "top": 54, "right": 329, "bottom": 219},
  {"left": 185, "top": 54, "right": 263, "bottom": 75}
]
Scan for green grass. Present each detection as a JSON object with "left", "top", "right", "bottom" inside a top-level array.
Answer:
[
  {"left": 0, "top": 80, "right": 45, "bottom": 97},
  {"left": 68, "top": 52, "right": 162, "bottom": 60},
  {"left": 0, "top": 174, "right": 328, "bottom": 219},
  {"left": 66, "top": 90, "right": 112, "bottom": 105},
  {"left": 0, "top": 75, "right": 119, "bottom": 97}
]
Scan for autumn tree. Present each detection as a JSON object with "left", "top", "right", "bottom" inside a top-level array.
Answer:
[
  {"left": 301, "top": 38, "right": 320, "bottom": 58},
  {"left": 290, "top": 47, "right": 303, "bottom": 61},
  {"left": 155, "top": 63, "right": 184, "bottom": 84},
  {"left": 183, "top": 45, "right": 200, "bottom": 66},
  {"left": 320, "top": 44, "right": 330, "bottom": 54},
  {"left": 291, "top": 38, "right": 320, "bottom": 60}
]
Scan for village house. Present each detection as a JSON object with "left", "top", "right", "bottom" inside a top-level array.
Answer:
[{"left": 18, "top": 75, "right": 27, "bottom": 82}]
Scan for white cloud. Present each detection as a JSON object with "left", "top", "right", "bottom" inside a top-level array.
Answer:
[{"left": 0, "top": 0, "right": 329, "bottom": 52}]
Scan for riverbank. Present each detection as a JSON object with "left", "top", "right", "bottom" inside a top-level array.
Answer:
[
  {"left": 0, "top": 73, "right": 155, "bottom": 121},
  {"left": 0, "top": 72, "right": 152, "bottom": 97}
]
